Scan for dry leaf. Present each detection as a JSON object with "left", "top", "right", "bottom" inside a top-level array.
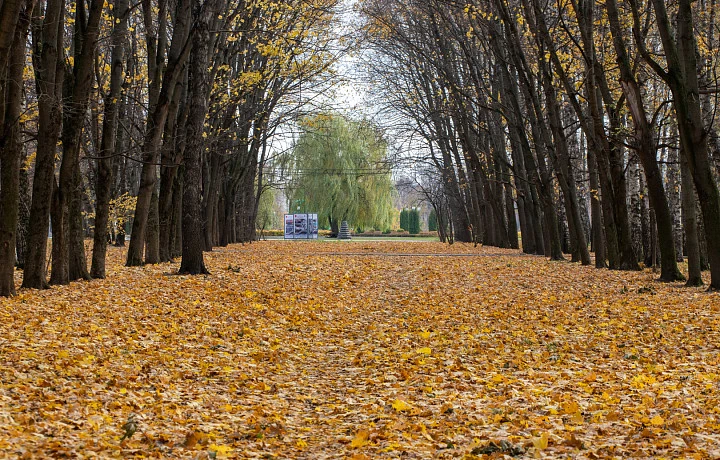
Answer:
[
  {"left": 350, "top": 430, "right": 370, "bottom": 448},
  {"left": 392, "top": 399, "right": 412, "bottom": 412}
]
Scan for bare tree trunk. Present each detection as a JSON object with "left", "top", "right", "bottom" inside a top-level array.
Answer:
[
  {"left": 627, "top": 154, "right": 644, "bottom": 262},
  {"left": 179, "top": 0, "right": 221, "bottom": 275},
  {"left": 0, "top": 0, "right": 33, "bottom": 296},
  {"left": 540, "top": 58, "right": 591, "bottom": 264},
  {"left": 145, "top": 185, "right": 160, "bottom": 263},
  {"left": 666, "top": 140, "right": 684, "bottom": 262},
  {"left": 16, "top": 141, "right": 31, "bottom": 269},
  {"left": 171, "top": 169, "right": 183, "bottom": 258},
  {"left": 49, "top": 178, "right": 67, "bottom": 284},
  {"left": 68, "top": 163, "right": 90, "bottom": 280},
  {"left": 0, "top": 0, "right": 25, "bottom": 74},
  {"left": 158, "top": 72, "right": 186, "bottom": 261},
  {"left": 637, "top": 0, "right": 720, "bottom": 288},
  {"left": 573, "top": 0, "right": 637, "bottom": 270},
  {"left": 91, "top": 0, "right": 128, "bottom": 278},
  {"left": 51, "top": 0, "right": 103, "bottom": 284},
  {"left": 682, "top": 148, "right": 704, "bottom": 286},
  {"left": 127, "top": 0, "right": 191, "bottom": 266},
  {"left": 22, "top": 0, "right": 65, "bottom": 289},
  {"left": 605, "top": 0, "right": 683, "bottom": 280},
  {"left": 588, "top": 147, "right": 606, "bottom": 268}
]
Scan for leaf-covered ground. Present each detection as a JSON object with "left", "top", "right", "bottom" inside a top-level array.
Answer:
[{"left": 1, "top": 241, "right": 719, "bottom": 459}]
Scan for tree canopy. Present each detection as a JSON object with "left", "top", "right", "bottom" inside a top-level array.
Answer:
[{"left": 284, "top": 114, "right": 395, "bottom": 232}]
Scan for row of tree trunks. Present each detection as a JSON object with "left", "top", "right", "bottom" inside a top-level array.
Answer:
[
  {"left": 605, "top": 0, "right": 684, "bottom": 281},
  {"left": 51, "top": 0, "right": 104, "bottom": 285},
  {"left": 126, "top": 0, "right": 191, "bottom": 266},
  {"left": 637, "top": 0, "right": 720, "bottom": 289},
  {"left": 0, "top": 0, "right": 34, "bottom": 296},
  {"left": 22, "top": 0, "right": 66, "bottom": 290},
  {"left": 90, "top": 0, "right": 129, "bottom": 279}
]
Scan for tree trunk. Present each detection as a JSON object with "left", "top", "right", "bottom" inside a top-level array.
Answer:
[
  {"left": 91, "top": 0, "right": 128, "bottom": 279},
  {"left": 682, "top": 148, "right": 704, "bottom": 286},
  {"left": 627, "top": 155, "right": 644, "bottom": 262},
  {"left": 640, "top": 0, "right": 720, "bottom": 289},
  {"left": 666, "top": 141, "right": 684, "bottom": 262},
  {"left": 158, "top": 73, "right": 186, "bottom": 262},
  {"left": 16, "top": 142, "right": 31, "bottom": 269},
  {"left": 52, "top": 0, "right": 103, "bottom": 284},
  {"left": 22, "top": 0, "right": 65, "bottom": 289},
  {"left": 127, "top": 0, "right": 191, "bottom": 266},
  {"left": 179, "top": 0, "right": 220, "bottom": 275},
  {"left": 68, "top": 163, "right": 90, "bottom": 280},
  {"left": 606, "top": 0, "right": 683, "bottom": 281},
  {"left": 0, "top": 0, "right": 33, "bottom": 296},
  {"left": 171, "top": 169, "right": 183, "bottom": 258},
  {"left": 540, "top": 58, "right": 591, "bottom": 264},
  {"left": 145, "top": 185, "right": 160, "bottom": 264},
  {"left": 49, "top": 178, "right": 68, "bottom": 285}
]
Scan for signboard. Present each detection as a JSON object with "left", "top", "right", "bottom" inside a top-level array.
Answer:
[
  {"left": 308, "top": 214, "right": 318, "bottom": 239},
  {"left": 284, "top": 213, "right": 319, "bottom": 239},
  {"left": 294, "top": 214, "right": 308, "bottom": 238},
  {"left": 284, "top": 214, "right": 295, "bottom": 239}
]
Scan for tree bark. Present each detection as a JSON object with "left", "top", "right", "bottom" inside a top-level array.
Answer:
[
  {"left": 588, "top": 147, "right": 606, "bottom": 268},
  {"left": 635, "top": 0, "right": 720, "bottom": 289},
  {"left": 539, "top": 57, "right": 591, "bottom": 265},
  {"left": 605, "top": 0, "right": 683, "bottom": 281},
  {"left": 22, "top": 0, "right": 65, "bottom": 289},
  {"left": 179, "top": 0, "right": 221, "bottom": 275},
  {"left": 682, "top": 148, "right": 704, "bottom": 286},
  {"left": 145, "top": 185, "right": 160, "bottom": 263},
  {"left": 158, "top": 71, "right": 186, "bottom": 261},
  {"left": 0, "top": 0, "right": 33, "bottom": 296},
  {"left": 16, "top": 142, "right": 31, "bottom": 269},
  {"left": 91, "top": 0, "right": 129, "bottom": 278},
  {"left": 51, "top": 0, "right": 103, "bottom": 285},
  {"left": 126, "top": 0, "right": 192, "bottom": 266}
]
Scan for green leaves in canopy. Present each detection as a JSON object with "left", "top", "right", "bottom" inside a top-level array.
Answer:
[{"left": 285, "top": 114, "right": 394, "bottom": 231}]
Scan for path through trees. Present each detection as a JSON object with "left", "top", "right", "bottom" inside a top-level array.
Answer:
[{"left": 0, "top": 241, "right": 717, "bottom": 457}]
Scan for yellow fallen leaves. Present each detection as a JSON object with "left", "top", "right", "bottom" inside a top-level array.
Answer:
[
  {"left": 0, "top": 241, "right": 719, "bottom": 458},
  {"left": 532, "top": 431, "right": 549, "bottom": 450},
  {"left": 391, "top": 399, "right": 412, "bottom": 412},
  {"left": 350, "top": 429, "right": 370, "bottom": 448},
  {"left": 416, "top": 346, "right": 432, "bottom": 355}
]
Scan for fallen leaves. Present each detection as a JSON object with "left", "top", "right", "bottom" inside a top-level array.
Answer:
[
  {"left": 391, "top": 399, "right": 412, "bottom": 412},
  {"left": 349, "top": 429, "right": 370, "bottom": 448},
  {"left": 0, "top": 240, "right": 719, "bottom": 458},
  {"left": 532, "top": 431, "right": 549, "bottom": 450},
  {"left": 416, "top": 346, "right": 432, "bottom": 355}
]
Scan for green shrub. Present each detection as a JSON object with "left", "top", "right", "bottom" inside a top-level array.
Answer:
[
  {"left": 408, "top": 208, "right": 420, "bottom": 234},
  {"left": 428, "top": 209, "right": 438, "bottom": 232}
]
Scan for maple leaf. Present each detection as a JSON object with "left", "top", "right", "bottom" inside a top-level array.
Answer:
[
  {"left": 392, "top": 399, "right": 412, "bottom": 412},
  {"left": 416, "top": 347, "right": 432, "bottom": 355},
  {"left": 532, "top": 432, "right": 549, "bottom": 450},
  {"left": 650, "top": 415, "right": 665, "bottom": 426},
  {"left": 350, "top": 430, "right": 370, "bottom": 448}
]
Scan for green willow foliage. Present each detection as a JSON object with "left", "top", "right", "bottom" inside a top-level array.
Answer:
[{"left": 285, "top": 114, "right": 394, "bottom": 231}]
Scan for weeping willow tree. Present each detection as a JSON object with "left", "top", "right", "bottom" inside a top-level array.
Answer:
[{"left": 285, "top": 114, "right": 395, "bottom": 234}]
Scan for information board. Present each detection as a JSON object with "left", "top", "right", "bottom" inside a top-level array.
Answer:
[
  {"left": 284, "top": 213, "right": 318, "bottom": 239},
  {"left": 284, "top": 214, "right": 295, "bottom": 239}
]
